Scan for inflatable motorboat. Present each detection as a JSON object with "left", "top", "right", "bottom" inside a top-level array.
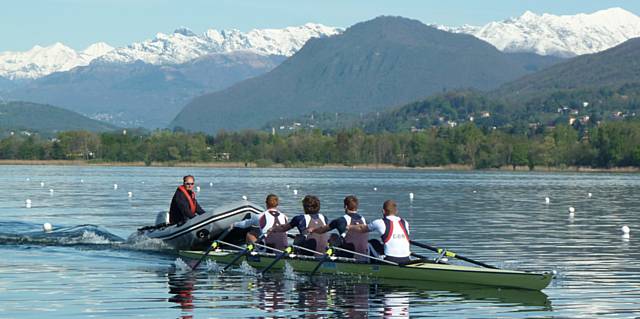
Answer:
[{"left": 137, "top": 200, "right": 263, "bottom": 250}]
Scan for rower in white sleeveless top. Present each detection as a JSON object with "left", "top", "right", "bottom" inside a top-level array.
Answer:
[
  {"left": 230, "top": 194, "right": 288, "bottom": 250},
  {"left": 348, "top": 199, "right": 412, "bottom": 264},
  {"left": 269, "top": 195, "right": 329, "bottom": 255},
  {"left": 309, "top": 195, "right": 369, "bottom": 261}
]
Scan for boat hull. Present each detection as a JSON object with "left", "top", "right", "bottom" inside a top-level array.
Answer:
[
  {"left": 138, "top": 201, "right": 263, "bottom": 250},
  {"left": 179, "top": 250, "right": 553, "bottom": 291}
]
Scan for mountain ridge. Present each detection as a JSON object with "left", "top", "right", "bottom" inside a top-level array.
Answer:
[
  {"left": 0, "top": 101, "right": 118, "bottom": 134},
  {"left": 0, "top": 24, "right": 339, "bottom": 80},
  {"left": 171, "top": 16, "right": 560, "bottom": 132},
  {"left": 441, "top": 7, "right": 640, "bottom": 57}
]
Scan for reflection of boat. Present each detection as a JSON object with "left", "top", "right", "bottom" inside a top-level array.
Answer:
[
  {"left": 136, "top": 201, "right": 262, "bottom": 250},
  {"left": 179, "top": 249, "right": 553, "bottom": 291},
  {"left": 375, "top": 279, "right": 551, "bottom": 308}
]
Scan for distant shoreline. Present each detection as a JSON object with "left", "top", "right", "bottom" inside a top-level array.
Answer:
[{"left": 0, "top": 159, "right": 638, "bottom": 173}]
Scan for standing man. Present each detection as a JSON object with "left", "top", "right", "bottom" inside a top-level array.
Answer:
[
  {"left": 169, "top": 175, "right": 206, "bottom": 225},
  {"left": 348, "top": 200, "right": 412, "bottom": 264}
]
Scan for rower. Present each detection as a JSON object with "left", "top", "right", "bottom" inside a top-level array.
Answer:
[
  {"left": 168, "top": 175, "right": 206, "bottom": 225},
  {"left": 230, "top": 194, "right": 288, "bottom": 250},
  {"left": 348, "top": 200, "right": 412, "bottom": 264},
  {"left": 309, "top": 195, "right": 369, "bottom": 261},
  {"left": 270, "top": 195, "right": 329, "bottom": 255}
]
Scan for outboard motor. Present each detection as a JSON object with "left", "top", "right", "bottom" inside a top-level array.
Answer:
[{"left": 155, "top": 211, "right": 170, "bottom": 226}]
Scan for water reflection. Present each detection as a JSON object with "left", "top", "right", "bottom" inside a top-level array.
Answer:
[
  {"left": 164, "top": 270, "right": 551, "bottom": 318},
  {"left": 167, "top": 272, "right": 195, "bottom": 318}
]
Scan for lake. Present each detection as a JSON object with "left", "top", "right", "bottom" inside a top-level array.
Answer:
[{"left": 0, "top": 165, "right": 638, "bottom": 318}]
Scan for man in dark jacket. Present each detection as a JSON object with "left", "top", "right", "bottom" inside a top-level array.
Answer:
[{"left": 169, "top": 175, "right": 206, "bottom": 225}]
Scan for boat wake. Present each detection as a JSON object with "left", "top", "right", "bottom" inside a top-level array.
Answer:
[
  {"left": 0, "top": 221, "right": 124, "bottom": 247},
  {"left": 0, "top": 221, "right": 171, "bottom": 252}
]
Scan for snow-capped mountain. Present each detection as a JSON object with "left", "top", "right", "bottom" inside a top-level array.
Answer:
[
  {"left": 97, "top": 23, "right": 341, "bottom": 65},
  {"left": 0, "top": 23, "right": 340, "bottom": 80},
  {"left": 0, "top": 42, "right": 114, "bottom": 80},
  {"left": 442, "top": 7, "right": 640, "bottom": 57}
]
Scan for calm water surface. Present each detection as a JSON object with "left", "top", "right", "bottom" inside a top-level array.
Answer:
[{"left": 0, "top": 166, "right": 638, "bottom": 318}]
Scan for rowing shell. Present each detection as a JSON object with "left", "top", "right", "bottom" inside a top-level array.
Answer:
[{"left": 179, "top": 250, "right": 553, "bottom": 291}]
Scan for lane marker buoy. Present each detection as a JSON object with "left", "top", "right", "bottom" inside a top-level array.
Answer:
[{"left": 43, "top": 223, "right": 52, "bottom": 232}]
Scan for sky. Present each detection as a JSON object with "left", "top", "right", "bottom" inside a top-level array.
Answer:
[{"left": 1, "top": 0, "right": 640, "bottom": 51}]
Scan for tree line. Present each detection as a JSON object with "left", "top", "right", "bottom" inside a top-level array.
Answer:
[{"left": 2, "top": 120, "right": 640, "bottom": 169}]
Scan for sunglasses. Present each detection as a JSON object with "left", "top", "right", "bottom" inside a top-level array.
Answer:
[{"left": 184, "top": 183, "right": 195, "bottom": 186}]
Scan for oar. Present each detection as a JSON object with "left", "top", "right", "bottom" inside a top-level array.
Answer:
[
  {"left": 310, "top": 246, "right": 336, "bottom": 277},
  {"left": 218, "top": 240, "right": 255, "bottom": 273},
  {"left": 285, "top": 233, "right": 403, "bottom": 266},
  {"left": 409, "top": 240, "right": 497, "bottom": 269},
  {"left": 330, "top": 245, "right": 398, "bottom": 266},
  {"left": 191, "top": 241, "right": 220, "bottom": 271},
  {"left": 260, "top": 246, "right": 294, "bottom": 275},
  {"left": 190, "top": 227, "right": 233, "bottom": 271}
]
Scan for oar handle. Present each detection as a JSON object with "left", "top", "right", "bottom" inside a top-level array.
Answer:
[{"left": 409, "top": 240, "right": 497, "bottom": 269}]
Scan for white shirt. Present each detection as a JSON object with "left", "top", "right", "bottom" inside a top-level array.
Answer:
[
  {"left": 367, "top": 215, "right": 410, "bottom": 236},
  {"left": 367, "top": 215, "right": 411, "bottom": 258},
  {"left": 234, "top": 209, "right": 287, "bottom": 234}
]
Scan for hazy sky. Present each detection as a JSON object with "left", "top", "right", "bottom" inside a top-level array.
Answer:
[{"left": 2, "top": 0, "right": 639, "bottom": 51}]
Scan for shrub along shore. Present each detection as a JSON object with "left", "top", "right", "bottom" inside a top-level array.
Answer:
[{"left": 2, "top": 120, "right": 640, "bottom": 171}]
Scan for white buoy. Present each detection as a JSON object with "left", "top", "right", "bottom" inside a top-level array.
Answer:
[
  {"left": 409, "top": 192, "right": 414, "bottom": 200},
  {"left": 545, "top": 197, "right": 550, "bottom": 204},
  {"left": 209, "top": 182, "right": 213, "bottom": 187},
  {"left": 127, "top": 191, "right": 133, "bottom": 198},
  {"left": 588, "top": 192, "right": 592, "bottom": 198},
  {"left": 373, "top": 187, "right": 378, "bottom": 191},
  {"left": 293, "top": 189, "right": 298, "bottom": 195},
  {"left": 113, "top": 183, "right": 118, "bottom": 190},
  {"left": 40, "top": 182, "right": 45, "bottom": 187},
  {"left": 80, "top": 179, "right": 84, "bottom": 183},
  {"left": 196, "top": 186, "right": 201, "bottom": 192},
  {"left": 286, "top": 184, "right": 290, "bottom": 189},
  {"left": 42, "top": 222, "right": 52, "bottom": 232},
  {"left": 622, "top": 225, "right": 630, "bottom": 235},
  {"left": 26, "top": 178, "right": 30, "bottom": 181},
  {"left": 472, "top": 190, "right": 477, "bottom": 193},
  {"left": 25, "top": 199, "right": 32, "bottom": 208},
  {"left": 242, "top": 195, "right": 248, "bottom": 200},
  {"left": 49, "top": 189, "right": 54, "bottom": 195},
  {"left": 568, "top": 206, "right": 575, "bottom": 213}
]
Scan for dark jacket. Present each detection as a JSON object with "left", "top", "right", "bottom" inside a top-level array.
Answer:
[{"left": 169, "top": 187, "right": 205, "bottom": 225}]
